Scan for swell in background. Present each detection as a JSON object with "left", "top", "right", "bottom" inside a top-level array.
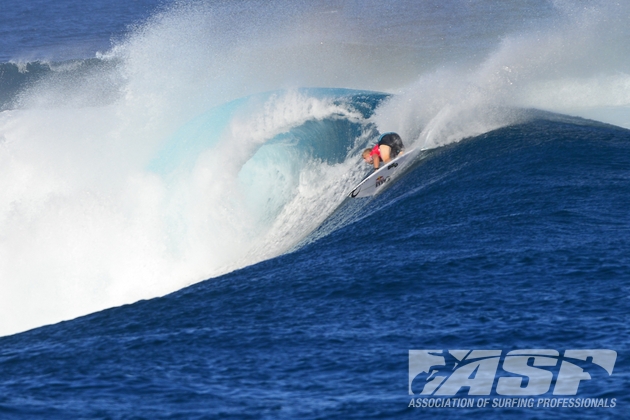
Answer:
[{"left": 0, "top": 0, "right": 629, "bottom": 336}]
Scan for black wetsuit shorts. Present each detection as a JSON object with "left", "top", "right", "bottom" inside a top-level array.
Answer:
[{"left": 378, "top": 133, "right": 404, "bottom": 158}]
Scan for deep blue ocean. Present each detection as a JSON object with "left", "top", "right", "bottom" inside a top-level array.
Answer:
[{"left": 1, "top": 1, "right": 629, "bottom": 418}]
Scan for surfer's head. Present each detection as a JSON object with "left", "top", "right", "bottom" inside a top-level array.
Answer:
[{"left": 362, "top": 149, "right": 373, "bottom": 164}]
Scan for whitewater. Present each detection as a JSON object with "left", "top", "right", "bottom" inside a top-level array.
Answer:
[{"left": 0, "top": 0, "right": 629, "bottom": 339}]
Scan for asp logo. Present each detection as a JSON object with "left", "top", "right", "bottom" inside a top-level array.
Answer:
[{"left": 409, "top": 349, "right": 617, "bottom": 396}]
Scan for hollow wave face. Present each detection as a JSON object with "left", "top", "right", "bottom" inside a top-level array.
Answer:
[
  {"left": 1, "top": 0, "right": 629, "bottom": 336},
  {"left": 0, "top": 1, "right": 397, "bottom": 336},
  {"left": 0, "top": 86, "right": 384, "bottom": 337}
]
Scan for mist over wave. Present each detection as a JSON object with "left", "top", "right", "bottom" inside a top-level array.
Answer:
[
  {"left": 373, "top": 0, "right": 630, "bottom": 150},
  {"left": 1, "top": 0, "right": 629, "bottom": 336}
]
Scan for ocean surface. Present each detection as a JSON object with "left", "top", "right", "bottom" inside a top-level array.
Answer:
[{"left": 1, "top": 0, "right": 629, "bottom": 418}]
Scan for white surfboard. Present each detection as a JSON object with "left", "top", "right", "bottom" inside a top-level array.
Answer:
[{"left": 349, "top": 149, "right": 415, "bottom": 198}]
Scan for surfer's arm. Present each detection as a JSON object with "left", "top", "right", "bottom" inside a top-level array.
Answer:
[{"left": 373, "top": 155, "right": 380, "bottom": 169}]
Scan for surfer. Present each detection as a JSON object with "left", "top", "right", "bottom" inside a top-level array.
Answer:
[{"left": 362, "top": 132, "right": 405, "bottom": 169}]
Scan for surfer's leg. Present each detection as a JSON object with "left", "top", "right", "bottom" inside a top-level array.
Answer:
[
  {"left": 379, "top": 145, "right": 392, "bottom": 162},
  {"left": 379, "top": 133, "right": 403, "bottom": 158}
]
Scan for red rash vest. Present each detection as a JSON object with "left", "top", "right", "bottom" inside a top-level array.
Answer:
[{"left": 370, "top": 144, "right": 381, "bottom": 159}]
